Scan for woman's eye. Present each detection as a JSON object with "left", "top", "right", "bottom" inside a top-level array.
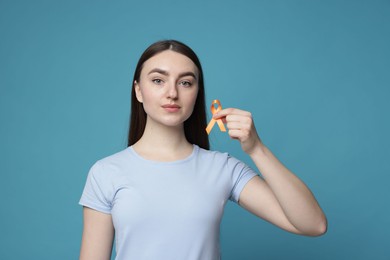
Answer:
[
  {"left": 152, "top": 79, "right": 163, "bottom": 85},
  {"left": 180, "top": 81, "right": 192, "bottom": 87}
]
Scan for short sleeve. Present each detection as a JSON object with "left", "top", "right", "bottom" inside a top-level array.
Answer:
[
  {"left": 79, "top": 162, "right": 112, "bottom": 214},
  {"left": 227, "top": 156, "right": 258, "bottom": 203}
]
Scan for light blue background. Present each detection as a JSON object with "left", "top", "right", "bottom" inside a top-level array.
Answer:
[{"left": 1, "top": 0, "right": 389, "bottom": 259}]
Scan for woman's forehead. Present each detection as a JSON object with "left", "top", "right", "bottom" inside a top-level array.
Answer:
[{"left": 142, "top": 50, "right": 198, "bottom": 76}]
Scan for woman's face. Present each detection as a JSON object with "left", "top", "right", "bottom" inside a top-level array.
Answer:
[{"left": 135, "top": 50, "right": 199, "bottom": 128}]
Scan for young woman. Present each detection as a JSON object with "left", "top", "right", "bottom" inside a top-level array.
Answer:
[{"left": 79, "top": 40, "right": 327, "bottom": 260}]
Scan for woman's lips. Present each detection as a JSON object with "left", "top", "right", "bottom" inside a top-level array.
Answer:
[{"left": 162, "top": 104, "right": 180, "bottom": 112}]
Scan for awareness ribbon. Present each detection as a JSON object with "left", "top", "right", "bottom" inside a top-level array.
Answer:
[{"left": 205, "top": 99, "right": 226, "bottom": 134}]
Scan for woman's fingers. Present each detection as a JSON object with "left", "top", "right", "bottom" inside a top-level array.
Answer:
[
  {"left": 213, "top": 108, "right": 254, "bottom": 140},
  {"left": 212, "top": 107, "right": 262, "bottom": 154},
  {"left": 213, "top": 108, "right": 251, "bottom": 119}
]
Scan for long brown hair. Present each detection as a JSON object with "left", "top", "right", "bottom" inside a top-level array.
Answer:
[{"left": 127, "top": 40, "right": 209, "bottom": 150}]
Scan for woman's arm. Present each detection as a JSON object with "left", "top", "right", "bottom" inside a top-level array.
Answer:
[
  {"left": 80, "top": 207, "right": 115, "bottom": 260},
  {"left": 214, "top": 108, "right": 327, "bottom": 236}
]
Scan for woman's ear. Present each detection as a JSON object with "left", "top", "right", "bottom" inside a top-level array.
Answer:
[{"left": 134, "top": 81, "right": 143, "bottom": 103}]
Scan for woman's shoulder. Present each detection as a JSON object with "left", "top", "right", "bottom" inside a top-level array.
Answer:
[
  {"left": 196, "top": 145, "right": 248, "bottom": 167},
  {"left": 196, "top": 145, "right": 236, "bottom": 162},
  {"left": 96, "top": 147, "right": 132, "bottom": 164},
  {"left": 88, "top": 147, "right": 133, "bottom": 176}
]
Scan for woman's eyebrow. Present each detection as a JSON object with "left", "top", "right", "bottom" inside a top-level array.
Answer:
[
  {"left": 179, "top": 71, "right": 197, "bottom": 79},
  {"left": 148, "top": 68, "right": 169, "bottom": 76},
  {"left": 148, "top": 68, "right": 197, "bottom": 79}
]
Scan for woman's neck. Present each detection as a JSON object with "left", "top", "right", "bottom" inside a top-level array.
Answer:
[{"left": 132, "top": 120, "right": 193, "bottom": 162}]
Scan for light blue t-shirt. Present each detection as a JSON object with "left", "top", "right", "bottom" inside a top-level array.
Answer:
[{"left": 79, "top": 145, "right": 258, "bottom": 260}]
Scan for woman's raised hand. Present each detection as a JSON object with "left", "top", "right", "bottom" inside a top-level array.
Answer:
[{"left": 213, "top": 108, "right": 263, "bottom": 155}]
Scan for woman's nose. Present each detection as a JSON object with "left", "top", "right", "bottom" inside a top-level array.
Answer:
[{"left": 167, "top": 82, "right": 178, "bottom": 99}]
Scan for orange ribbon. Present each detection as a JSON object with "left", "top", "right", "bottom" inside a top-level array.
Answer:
[{"left": 206, "top": 99, "right": 226, "bottom": 134}]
